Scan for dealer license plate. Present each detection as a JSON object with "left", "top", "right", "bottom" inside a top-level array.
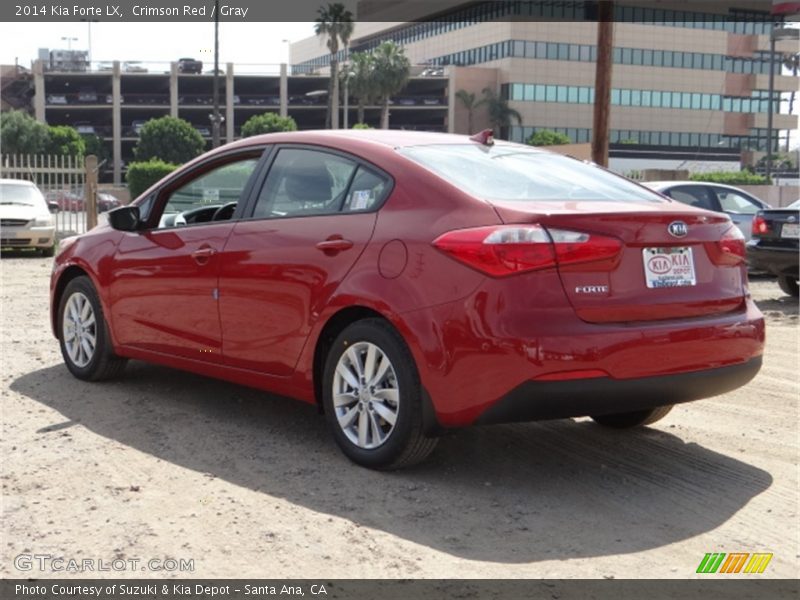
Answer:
[
  {"left": 643, "top": 247, "right": 696, "bottom": 289},
  {"left": 780, "top": 223, "right": 799, "bottom": 239}
]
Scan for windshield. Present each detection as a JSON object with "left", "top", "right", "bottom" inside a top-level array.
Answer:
[
  {"left": 0, "top": 183, "right": 42, "bottom": 206},
  {"left": 399, "top": 144, "right": 664, "bottom": 203}
]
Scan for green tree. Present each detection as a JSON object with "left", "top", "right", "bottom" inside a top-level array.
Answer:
[
  {"left": 126, "top": 159, "right": 179, "bottom": 199},
  {"left": 81, "top": 133, "right": 109, "bottom": 164},
  {"left": 455, "top": 90, "right": 484, "bottom": 133},
  {"left": 0, "top": 110, "right": 49, "bottom": 155},
  {"left": 315, "top": 3, "right": 354, "bottom": 129},
  {"left": 372, "top": 41, "right": 411, "bottom": 129},
  {"left": 527, "top": 129, "right": 572, "bottom": 146},
  {"left": 352, "top": 122, "right": 372, "bottom": 129},
  {"left": 345, "top": 51, "right": 376, "bottom": 126},
  {"left": 241, "top": 113, "right": 297, "bottom": 137},
  {"left": 134, "top": 116, "right": 205, "bottom": 164},
  {"left": 479, "top": 87, "right": 522, "bottom": 139},
  {"left": 45, "top": 125, "right": 86, "bottom": 156}
]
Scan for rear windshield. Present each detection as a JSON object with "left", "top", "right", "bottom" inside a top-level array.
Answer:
[
  {"left": 0, "top": 183, "right": 42, "bottom": 206},
  {"left": 399, "top": 144, "right": 663, "bottom": 203}
]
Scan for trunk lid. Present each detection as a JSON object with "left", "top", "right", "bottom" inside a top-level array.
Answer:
[{"left": 491, "top": 200, "right": 746, "bottom": 323}]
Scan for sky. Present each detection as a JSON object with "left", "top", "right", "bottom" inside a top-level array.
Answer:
[{"left": 0, "top": 22, "right": 317, "bottom": 68}]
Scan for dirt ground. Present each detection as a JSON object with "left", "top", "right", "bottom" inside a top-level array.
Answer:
[{"left": 1, "top": 254, "right": 797, "bottom": 579}]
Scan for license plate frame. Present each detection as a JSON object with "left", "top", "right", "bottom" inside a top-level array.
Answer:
[
  {"left": 780, "top": 223, "right": 799, "bottom": 239},
  {"left": 643, "top": 247, "right": 697, "bottom": 289}
]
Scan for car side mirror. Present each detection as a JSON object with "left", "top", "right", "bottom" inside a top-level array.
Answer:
[{"left": 108, "top": 205, "right": 140, "bottom": 231}]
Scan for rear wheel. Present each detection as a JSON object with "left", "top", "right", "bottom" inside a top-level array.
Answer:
[
  {"left": 777, "top": 275, "right": 799, "bottom": 297},
  {"left": 591, "top": 405, "right": 673, "bottom": 429},
  {"left": 58, "top": 276, "right": 127, "bottom": 381},
  {"left": 322, "top": 319, "right": 437, "bottom": 470}
]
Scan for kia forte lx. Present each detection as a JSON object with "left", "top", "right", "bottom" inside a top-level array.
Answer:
[{"left": 50, "top": 130, "right": 764, "bottom": 469}]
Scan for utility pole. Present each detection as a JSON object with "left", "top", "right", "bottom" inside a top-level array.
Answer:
[
  {"left": 211, "top": 0, "right": 222, "bottom": 148},
  {"left": 592, "top": 1, "right": 614, "bottom": 167}
]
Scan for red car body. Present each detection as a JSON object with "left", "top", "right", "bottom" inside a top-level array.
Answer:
[{"left": 50, "top": 131, "right": 764, "bottom": 452}]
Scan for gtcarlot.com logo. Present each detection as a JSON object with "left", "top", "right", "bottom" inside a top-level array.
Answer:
[
  {"left": 696, "top": 552, "right": 773, "bottom": 574},
  {"left": 14, "top": 553, "right": 195, "bottom": 573}
]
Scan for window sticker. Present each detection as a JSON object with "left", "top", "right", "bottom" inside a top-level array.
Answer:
[
  {"left": 350, "top": 190, "right": 372, "bottom": 210},
  {"left": 202, "top": 188, "right": 220, "bottom": 204}
]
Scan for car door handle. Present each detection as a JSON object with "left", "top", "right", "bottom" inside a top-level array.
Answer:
[
  {"left": 191, "top": 246, "right": 216, "bottom": 264},
  {"left": 316, "top": 238, "right": 353, "bottom": 254}
]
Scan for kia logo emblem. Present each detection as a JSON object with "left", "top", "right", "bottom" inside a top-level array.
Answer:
[{"left": 668, "top": 221, "right": 688, "bottom": 238}]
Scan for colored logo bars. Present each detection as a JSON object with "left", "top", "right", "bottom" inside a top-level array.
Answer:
[{"left": 696, "top": 553, "right": 773, "bottom": 574}]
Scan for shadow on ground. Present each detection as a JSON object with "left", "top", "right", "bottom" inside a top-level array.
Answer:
[{"left": 11, "top": 362, "right": 771, "bottom": 564}]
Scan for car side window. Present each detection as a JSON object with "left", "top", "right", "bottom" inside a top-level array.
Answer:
[
  {"left": 252, "top": 148, "right": 358, "bottom": 219},
  {"left": 666, "top": 186, "right": 716, "bottom": 211},
  {"left": 156, "top": 158, "right": 259, "bottom": 229},
  {"left": 342, "top": 167, "right": 390, "bottom": 212},
  {"left": 715, "top": 190, "right": 761, "bottom": 214}
]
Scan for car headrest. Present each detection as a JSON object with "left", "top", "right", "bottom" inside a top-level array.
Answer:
[{"left": 284, "top": 156, "right": 333, "bottom": 204}]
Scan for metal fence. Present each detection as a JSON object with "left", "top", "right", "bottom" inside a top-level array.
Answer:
[{"left": 0, "top": 154, "right": 89, "bottom": 237}]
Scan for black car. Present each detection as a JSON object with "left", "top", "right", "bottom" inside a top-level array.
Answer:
[
  {"left": 747, "top": 200, "right": 800, "bottom": 297},
  {"left": 178, "top": 58, "right": 203, "bottom": 74}
]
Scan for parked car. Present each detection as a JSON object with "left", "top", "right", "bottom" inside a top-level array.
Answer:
[
  {"left": 1, "top": 179, "right": 56, "bottom": 256},
  {"left": 194, "top": 126, "right": 211, "bottom": 137},
  {"left": 178, "top": 57, "right": 203, "bottom": 74},
  {"left": 46, "top": 188, "right": 83, "bottom": 212},
  {"left": 46, "top": 94, "right": 68, "bottom": 105},
  {"left": 747, "top": 199, "right": 800, "bottom": 297},
  {"left": 123, "top": 61, "right": 148, "bottom": 73},
  {"left": 96, "top": 193, "right": 121, "bottom": 212},
  {"left": 644, "top": 181, "right": 770, "bottom": 241},
  {"left": 77, "top": 87, "right": 98, "bottom": 103},
  {"left": 73, "top": 122, "right": 96, "bottom": 135},
  {"left": 130, "top": 120, "right": 148, "bottom": 136},
  {"left": 50, "top": 130, "right": 764, "bottom": 469}
]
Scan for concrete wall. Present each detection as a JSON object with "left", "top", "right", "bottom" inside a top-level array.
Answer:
[{"left": 738, "top": 185, "right": 799, "bottom": 208}]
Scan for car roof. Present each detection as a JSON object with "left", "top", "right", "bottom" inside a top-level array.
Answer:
[
  {"left": 645, "top": 181, "right": 746, "bottom": 192},
  {"left": 223, "top": 129, "right": 549, "bottom": 154},
  {"left": 0, "top": 178, "right": 36, "bottom": 186}
]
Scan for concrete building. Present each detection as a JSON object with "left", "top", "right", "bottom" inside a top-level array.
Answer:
[
  {"left": 18, "top": 60, "right": 448, "bottom": 183},
  {"left": 291, "top": 1, "right": 799, "bottom": 163}
]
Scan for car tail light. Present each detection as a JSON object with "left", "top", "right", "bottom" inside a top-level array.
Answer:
[
  {"left": 432, "top": 225, "right": 622, "bottom": 277},
  {"left": 707, "top": 226, "right": 746, "bottom": 267},
  {"left": 752, "top": 214, "right": 769, "bottom": 235}
]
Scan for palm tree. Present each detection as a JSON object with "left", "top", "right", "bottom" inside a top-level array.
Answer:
[
  {"left": 372, "top": 41, "right": 411, "bottom": 129},
  {"left": 345, "top": 51, "right": 376, "bottom": 126},
  {"left": 455, "top": 89, "right": 484, "bottom": 133},
  {"left": 315, "top": 3, "right": 354, "bottom": 129},
  {"left": 479, "top": 87, "right": 522, "bottom": 139}
]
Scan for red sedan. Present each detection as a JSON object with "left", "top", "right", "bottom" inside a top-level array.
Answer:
[{"left": 50, "top": 130, "right": 764, "bottom": 469}]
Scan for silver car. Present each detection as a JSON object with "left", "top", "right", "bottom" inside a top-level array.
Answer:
[
  {"left": 644, "top": 181, "right": 770, "bottom": 242},
  {"left": 0, "top": 179, "right": 56, "bottom": 256}
]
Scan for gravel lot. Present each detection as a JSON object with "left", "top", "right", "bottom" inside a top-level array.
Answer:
[{"left": 1, "top": 254, "right": 797, "bottom": 579}]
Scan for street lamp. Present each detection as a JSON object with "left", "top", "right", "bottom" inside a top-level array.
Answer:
[
  {"left": 766, "top": 26, "right": 799, "bottom": 180},
  {"left": 61, "top": 36, "right": 77, "bottom": 50},
  {"left": 342, "top": 43, "right": 350, "bottom": 129},
  {"left": 211, "top": 0, "right": 221, "bottom": 148}
]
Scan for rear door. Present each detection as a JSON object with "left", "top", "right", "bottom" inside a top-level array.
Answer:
[{"left": 218, "top": 146, "right": 391, "bottom": 376}]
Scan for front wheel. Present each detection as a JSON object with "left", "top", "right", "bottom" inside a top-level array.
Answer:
[
  {"left": 58, "top": 276, "right": 127, "bottom": 381},
  {"left": 591, "top": 405, "right": 673, "bottom": 429},
  {"left": 777, "top": 275, "right": 799, "bottom": 297},
  {"left": 322, "top": 319, "right": 437, "bottom": 470}
]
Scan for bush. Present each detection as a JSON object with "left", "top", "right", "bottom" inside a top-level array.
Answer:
[
  {"left": 0, "top": 110, "right": 49, "bottom": 155},
  {"left": 135, "top": 116, "right": 205, "bottom": 164},
  {"left": 526, "top": 129, "right": 571, "bottom": 146},
  {"left": 241, "top": 113, "right": 297, "bottom": 137},
  {"left": 126, "top": 159, "right": 178, "bottom": 199},
  {"left": 46, "top": 125, "right": 86, "bottom": 156},
  {"left": 689, "top": 171, "right": 770, "bottom": 185},
  {"left": 352, "top": 122, "right": 372, "bottom": 129}
]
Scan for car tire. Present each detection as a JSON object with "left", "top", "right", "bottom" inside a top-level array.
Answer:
[
  {"left": 40, "top": 245, "right": 55, "bottom": 258},
  {"left": 591, "top": 405, "right": 673, "bottom": 429},
  {"left": 777, "top": 275, "right": 799, "bottom": 297},
  {"left": 58, "top": 276, "right": 127, "bottom": 381},
  {"left": 322, "top": 318, "right": 438, "bottom": 470}
]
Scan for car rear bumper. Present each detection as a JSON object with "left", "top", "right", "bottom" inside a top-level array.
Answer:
[
  {"left": 474, "top": 356, "right": 762, "bottom": 425},
  {"left": 1, "top": 226, "right": 55, "bottom": 249},
  {"left": 746, "top": 242, "right": 799, "bottom": 277}
]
